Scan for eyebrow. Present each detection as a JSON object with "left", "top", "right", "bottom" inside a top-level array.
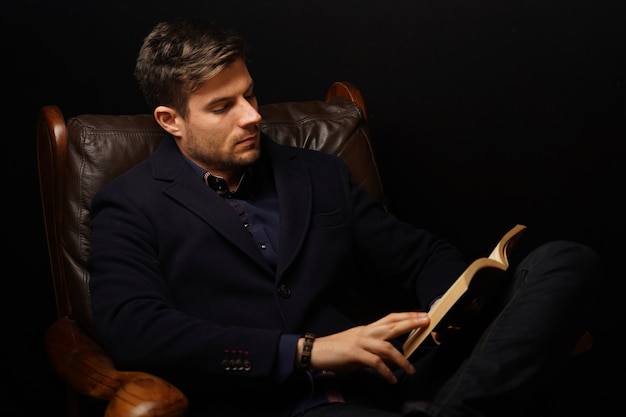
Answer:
[{"left": 206, "top": 81, "right": 255, "bottom": 107}]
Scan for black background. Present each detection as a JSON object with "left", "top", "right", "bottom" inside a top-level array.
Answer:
[{"left": 3, "top": 0, "right": 625, "bottom": 415}]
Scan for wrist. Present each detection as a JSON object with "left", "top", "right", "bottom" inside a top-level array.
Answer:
[{"left": 299, "top": 333, "right": 315, "bottom": 370}]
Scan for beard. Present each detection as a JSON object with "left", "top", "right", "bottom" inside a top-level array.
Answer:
[{"left": 185, "top": 130, "right": 261, "bottom": 173}]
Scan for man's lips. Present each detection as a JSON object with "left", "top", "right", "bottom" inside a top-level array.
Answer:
[{"left": 237, "top": 133, "right": 259, "bottom": 146}]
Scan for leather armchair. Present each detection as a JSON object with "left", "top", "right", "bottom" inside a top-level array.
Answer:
[{"left": 36, "top": 81, "right": 387, "bottom": 417}]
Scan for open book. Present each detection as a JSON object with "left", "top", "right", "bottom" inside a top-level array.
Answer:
[{"left": 403, "top": 224, "right": 527, "bottom": 358}]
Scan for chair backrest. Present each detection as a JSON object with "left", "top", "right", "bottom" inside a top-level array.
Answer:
[{"left": 37, "top": 83, "right": 387, "bottom": 341}]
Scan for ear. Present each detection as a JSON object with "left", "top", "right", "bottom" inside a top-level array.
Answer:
[{"left": 154, "top": 105, "right": 182, "bottom": 137}]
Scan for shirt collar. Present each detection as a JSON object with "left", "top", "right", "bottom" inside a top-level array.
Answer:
[{"left": 203, "top": 170, "right": 250, "bottom": 197}]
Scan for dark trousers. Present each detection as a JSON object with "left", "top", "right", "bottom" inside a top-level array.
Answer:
[{"left": 301, "top": 240, "right": 600, "bottom": 417}]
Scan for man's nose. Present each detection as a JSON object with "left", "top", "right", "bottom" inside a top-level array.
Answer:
[{"left": 239, "top": 99, "right": 262, "bottom": 125}]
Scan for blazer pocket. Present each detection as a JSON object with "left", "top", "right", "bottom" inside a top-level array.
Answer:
[{"left": 311, "top": 209, "right": 345, "bottom": 229}]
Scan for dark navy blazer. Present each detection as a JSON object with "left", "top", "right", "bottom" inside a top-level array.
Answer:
[{"left": 88, "top": 134, "right": 467, "bottom": 415}]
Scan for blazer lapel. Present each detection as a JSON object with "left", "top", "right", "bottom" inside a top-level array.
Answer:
[
  {"left": 265, "top": 140, "right": 313, "bottom": 277},
  {"left": 151, "top": 137, "right": 271, "bottom": 271}
]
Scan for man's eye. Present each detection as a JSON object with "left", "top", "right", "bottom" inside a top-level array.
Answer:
[
  {"left": 245, "top": 93, "right": 257, "bottom": 102},
  {"left": 213, "top": 104, "right": 230, "bottom": 114}
]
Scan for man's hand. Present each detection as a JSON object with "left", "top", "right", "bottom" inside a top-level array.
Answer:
[{"left": 297, "top": 312, "right": 430, "bottom": 384}]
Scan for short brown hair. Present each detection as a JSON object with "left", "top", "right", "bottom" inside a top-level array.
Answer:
[{"left": 134, "top": 19, "right": 247, "bottom": 117}]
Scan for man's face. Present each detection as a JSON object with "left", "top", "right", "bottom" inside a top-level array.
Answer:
[{"left": 174, "top": 58, "right": 262, "bottom": 180}]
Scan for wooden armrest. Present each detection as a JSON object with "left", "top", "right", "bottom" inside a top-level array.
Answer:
[{"left": 45, "top": 316, "right": 189, "bottom": 417}]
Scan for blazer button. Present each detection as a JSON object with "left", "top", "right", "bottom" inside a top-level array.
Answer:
[
  {"left": 277, "top": 283, "right": 291, "bottom": 298},
  {"left": 221, "top": 359, "right": 233, "bottom": 371}
]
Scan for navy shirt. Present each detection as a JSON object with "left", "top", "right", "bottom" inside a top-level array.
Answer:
[{"left": 188, "top": 156, "right": 280, "bottom": 269}]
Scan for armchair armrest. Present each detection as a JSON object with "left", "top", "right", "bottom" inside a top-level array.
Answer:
[{"left": 45, "top": 316, "right": 189, "bottom": 417}]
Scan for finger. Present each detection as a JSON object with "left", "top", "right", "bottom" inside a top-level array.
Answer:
[
  {"left": 362, "top": 339, "right": 415, "bottom": 381},
  {"left": 363, "top": 350, "right": 398, "bottom": 384},
  {"left": 371, "top": 312, "right": 430, "bottom": 339},
  {"left": 374, "top": 311, "right": 428, "bottom": 325},
  {"left": 379, "top": 340, "right": 415, "bottom": 375}
]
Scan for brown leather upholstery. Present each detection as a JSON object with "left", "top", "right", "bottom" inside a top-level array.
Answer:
[{"left": 37, "top": 81, "right": 386, "bottom": 417}]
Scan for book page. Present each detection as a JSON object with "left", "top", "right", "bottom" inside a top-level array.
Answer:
[
  {"left": 402, "top": 224, "right": 526, "bottom": 357},
  {"left": 488, "top": 224, "right": 527, "bottom": 264}
]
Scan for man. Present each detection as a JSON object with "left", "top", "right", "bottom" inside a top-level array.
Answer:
[{"left": 88, "top": 18, "right": 599, "bottom": 417}]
